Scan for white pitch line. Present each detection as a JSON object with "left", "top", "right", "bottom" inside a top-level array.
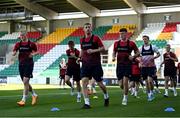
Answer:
[{"left": 0, "top": 92, "right": 69, "bottom": 99}]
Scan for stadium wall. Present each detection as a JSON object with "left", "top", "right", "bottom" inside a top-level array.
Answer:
[
  {"left": 0, "top": 23, "right": 8, "bottom": 31},
  {"left": 144, "top": 12, "right": 180, "bottom": 26},
  {"left": 96, "top": 15, "right": 138, "bottom": 27}
]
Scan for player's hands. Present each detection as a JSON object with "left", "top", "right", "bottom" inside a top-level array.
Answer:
[
  {"left": 76, "top": 57, "right": 81, "bottom": 64},
  {"left": 29, "top": 53, "right": 33, "bottom": 58},
  {"left": 128, "top": 55, "right": 134, "bottom": 61},
  {"left": 87, "top": 49, "right": 94, "bottom": 54}
]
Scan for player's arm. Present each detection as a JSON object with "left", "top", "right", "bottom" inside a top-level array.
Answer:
[
  {"left": 87, "top": 37, "right": 105, "bottom": 54},
  {"left": 177, "top": 64, "right": 180, "bottom": 75},
  {"left": 153, "top": 46, "right": 160, "bottom": 59},
  {"left": 12, "top": 43, "right": 19, "bottom": 56},
  {"left": 154, "top": 52, "right": 160, "bottom": 59},
  {"left": 160, "top": 61, "right": 164, "bottom": 67},
  {"left": 76, "top": 50, "right": 82, "bottom": 64},
  {"left": 30, "top": 51, "right": 38, "bottom": 56},
  {"left": 67, "top": 49, "right": 79, "bottom": 59},
  {"left": 30, "top": 43, "right": 38, "bottom": 57},
  {"left": 129, "top": 42, "right": 140, "bottom": 60},
  {"left": 12, "top": 50, "right": 17, "bottom": 56},
  {"left": 72, "top": 51, "right": 80, "bottom": 59},
  {"left": 112, "top": 42, "right": 117, "bottom": 62},
  {"left": 133, "top": 50, "right": 140, "bottom": 59},
  {"left": 169, "top": 54, "right": 178, "bottom": 62},
  {"left": 89, "top": 46, "right": 105, "bottom": 54}
]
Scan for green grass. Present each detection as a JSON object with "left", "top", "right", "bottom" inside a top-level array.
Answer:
[{"left": 0, "top": 87, "right": 179, "bottom": 117}]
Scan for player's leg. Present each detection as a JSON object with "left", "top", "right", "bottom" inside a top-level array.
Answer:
[
  {"left": 135, "top": 80, "right": 140, "bottom": 98},
  {"left": 148, "top": 76, "right": 155, "bottom": 101},
  {"left": 164, "top": 76, "right": 169, "bottom": 97},
  {"left": 96, "top": 81, "right": 109, "bottom": 106},
  {"left": 29, "top": 84, "right": 38, "bottom": 105},
  {"left": 81, "top": 77, "right": 91, "bottom": 108},
  {"left": 73, "top": 70, "right": 82, "bottom": 102},
  {"left": 65, "top": 75, "right": 74, "bottom": 95},
  {"left": 153, "top": 75, "right": 160, "bottom": 93},
  {"left": 171, "top": 75, "right": 177, "bottom": 96},
  {"left": 17, "top": 77, "right": 30, "bottom": 106},
  {"left": 121, "top": 76, "right": 129, "bottom": 105},
  {"left": 129, "top": 80, "right": 135, "bottom": 96},
  {"left": 93, "top": 65, "right": 109, "bottom": 107}
]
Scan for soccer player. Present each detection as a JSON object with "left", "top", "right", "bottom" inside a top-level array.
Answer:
[
  {"left": 139, "top": 35, "right": 160, "bottom": 101},
  {"left": 177, "top": 62, "right": 180, "bottom": 86},
  {"left": 79, "top": 23, "right": 109, "bottom": 109},
  {"left": 152, "top": 66, "right": 161, "bottom": 93},
  {"left": 88, "top": 78, "right": 98, "bottom": 99},
  {"left": 160, "top": 44, "right": 178, "bottom": 97},
  {"left": 59, "top": 58, "right": 66, "bottom": 89},
  {"left": 65, "top": 41, "right": 81, "bottom": 102},
  {"left": 130, "top": 57, "right": 141, "bottom": 98},
  {"left": 13, "top": 32, "right": 38, "bottom": 106},
  {"left": 112, "top": 28, "right": 140, "bottom": 105}
]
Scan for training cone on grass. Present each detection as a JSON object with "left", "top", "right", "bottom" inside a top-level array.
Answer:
[
  {"left": 51, "top": 107, "right": 60, "bottom": 112},
  {"left": 164, "top": 107, "right": 175, "bottom": 112}
]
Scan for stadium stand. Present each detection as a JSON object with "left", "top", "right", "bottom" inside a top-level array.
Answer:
[{"left": 136, "top": 23, "right": 165, "bottom": 41}]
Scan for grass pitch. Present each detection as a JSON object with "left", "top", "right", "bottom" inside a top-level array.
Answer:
[{"left": 0, "top": 84, "right": 179, "bottom": 117}]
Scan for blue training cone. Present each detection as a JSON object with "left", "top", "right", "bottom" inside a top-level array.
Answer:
[
  {"left": 164, "top": 107, "right": 175, "bottom": 112},
  {"left": 51, "top": 107, "right": 60, "bottom": 112}
]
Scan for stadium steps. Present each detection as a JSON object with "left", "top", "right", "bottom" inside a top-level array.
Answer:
[
  {"left": 39, "top": 27, "right": 78, "bottom": 44},
  {"left": 135, "top": 40, "right": 167, "bottom": 48},
  {"left": 0, "top": 31, "right": 8, "bottom": 38},
  {"left": 136, "top": 23, "right": 165, "bottom": 41},
  {"left": 103, "top": 40, "right": 114, "bottom": 50},
  {"left": 102, "top": 24, "right": 136, "bottom": 40},
  {"left": 0, "top": 54, "right": 42, "bottom": 77},
  {"left": 93, "top": 26, "right": 112, "bottom": 38},
  {"left": 0, "top": 32, "right": 21, "bottom": 40},
  {"left": 39, "top": 54, "right": 68, "bottom": 77},
  {"left": 33, "top": 45, "right": 80, "bottom": 74},
  {"left": 60, "top": 36, "right": 81, "bottom": 45}
]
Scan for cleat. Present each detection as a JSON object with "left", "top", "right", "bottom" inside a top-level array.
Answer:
[
  {"left": 17, "top": 100, "right": 25, "bottom": 106},
  {"left": 104, "top": 98, "right": 109, "bottom": 107},
  {"left": 32, "top": 95, "right": 38, "bottom": 105},
  {"left": 164, "top": 93, "right": 168, "bottom": 97},
  {"left": 82, "top": 104, "right": 91, "bottom": 109},
  {"left": 122, "top": 99, "right": 127, "bottom": 106}
]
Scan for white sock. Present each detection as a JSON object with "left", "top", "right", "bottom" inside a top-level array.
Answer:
[
  {"left": 148, "top": 93, "right": 151, "bottom": 98},
  {"left": 132, "top": 87, "right": 135, "bottom": 93},
  {"left": 89, "top": 85, "right": 92, "bottom": 91},
  {"left": 77, "top": 92, "right": 81, "bottom": 98},
  {"left": 104, "top": 93, "right": 109, "bottom": 99},
  {"left": 173, "top": 87, "right": 176, "bottom": 92},
  {"left": 150, "top": 90, "right": 153, "bottom": 95},
  {"left": 92, "top": 88, "right": 97, "bottom": 93},
  {"left": 165, "top": 89, "right": 168, "bottom": 95},
  {"left": 123, "top": 95, "right": 128, "bottom": 101},
  {"left": 22, "top": 95, "right": 27, "bottom": 102},
  {"left": 31, "top": 90, "right": 37, "bottom": 96},
  {"left": 134, "top": 91, "right": 137, "bottom": 96},
  {"left": 84, "top": 98, "right": 90, "bottom": 105}
]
